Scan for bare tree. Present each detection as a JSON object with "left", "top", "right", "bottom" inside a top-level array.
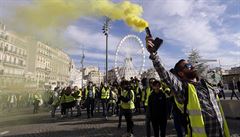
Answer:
[{"left": 187, "top": 49, "right": 208, "bottom": 78}]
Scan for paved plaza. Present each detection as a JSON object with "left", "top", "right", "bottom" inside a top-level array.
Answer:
[{"left": 0, "top": 106, "right": 240, "bottom": 137}]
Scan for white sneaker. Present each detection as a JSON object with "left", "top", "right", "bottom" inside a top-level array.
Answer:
[{"left": 128, "top": 133, "right": 134, "bottom": 137}]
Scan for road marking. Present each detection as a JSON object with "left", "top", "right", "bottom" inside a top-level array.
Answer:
[{"left": 0, "top": 131, "right": 10, "bottom": 135}]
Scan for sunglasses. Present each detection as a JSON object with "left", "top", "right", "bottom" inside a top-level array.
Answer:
[{"left": 180, "top": 63, "right": 193, "bottom": 70}]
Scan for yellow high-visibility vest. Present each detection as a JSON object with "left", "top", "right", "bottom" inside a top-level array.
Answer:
[
  {"left": 61, "top": 94, "right": 75, "bottom": 103},
  {"left": 175, "top": 83, "right": 230, "bottom": 137},
  {"left": 144, "top": 87, "right": 152, "bottom": 106},
  {"left": 85, "top": 87, "right": 96, "bottom": 99},
  {"left": 121, "top": 90, "right": 135, "bottom": 110},
  {"left": 101, "top": 87, "right": 110, "bottom": 99},
  {"left": 73, "top": 90, "right": 82, "bottom": 100}
]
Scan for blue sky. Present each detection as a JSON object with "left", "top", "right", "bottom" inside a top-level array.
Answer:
[{"left": 0, "top": 0, "right": 239, "bottom": 72}]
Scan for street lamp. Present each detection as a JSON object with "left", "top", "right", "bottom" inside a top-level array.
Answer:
[
  {"left": 80, "top": 47, "right": 85, "bottom": 88},
  {"left": 102, "top": 17, "right": 111, "bottom": 84}
]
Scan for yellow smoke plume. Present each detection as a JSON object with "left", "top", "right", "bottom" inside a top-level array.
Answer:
[{"left": 16, "top": 0, "right": 148, "bottom": 31}]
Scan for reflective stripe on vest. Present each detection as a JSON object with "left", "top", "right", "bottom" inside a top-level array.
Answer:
[
  {"left": 121, "top": 90, "right": 135, "bottom": 110},
  {"left": 188, "top": 109, "right": 202, "bottom": 115},
  {"left": 187, "top": 84, "right": 207, "bottom": 137},
  {"left": 175, "top": 83, "right": 230, "bottom": 137},
  {"left": 101, "top": 88, "right": 110, "bottom": 99}
]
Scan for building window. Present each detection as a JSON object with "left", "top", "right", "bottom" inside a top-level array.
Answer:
[
  {"left": 6, "top": 55, "right": 10, "bottom": 62},
  {"left": 19, "top": 60, "right": 23, "bottom": 66},
  {"left": 11, "top": 56, "right": 14, "bottom": 63},
  {"left": 7, "top": 44, "right": 11, "bottom": 51},
  {"left": 13, "top": 46, "right": 16, "bottom": 52},
  {"left": 0, "top": 42, "right": 3, "bottom": 50},
  {"left": 5, "top": 44, "right": 8, "bottom": 51},
  {"left": 0, "top": 53, "right": 2, "bottom": 61},
  {"left": 19, "top": 49, "right": 22, "bottom": 55},
  {"left": 16, "top": 48, "right": 19, "bottom": 54},
  {"left": 16, "top": 58, "right": 19, "bottom": 64},
  {"left": 10, "top": 46, "right": 13, "bottom": 52}
]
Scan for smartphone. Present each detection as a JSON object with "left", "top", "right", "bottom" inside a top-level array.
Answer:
[
  {"left": 145, "top": 27, "right": 152, "bottom": 37},
  {"left": 145, "top": 27, "right": 163, "bottom": 52}
]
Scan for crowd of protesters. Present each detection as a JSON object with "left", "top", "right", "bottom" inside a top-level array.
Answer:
[
  {"left": 0, "top": 75, "right": 239, "bottom": 137},
  {"left": 47, "top": 77, "right": 173, "bottom": 137},
  {"left": 0, "top": 90, "right": 50, "bottom": 113}
]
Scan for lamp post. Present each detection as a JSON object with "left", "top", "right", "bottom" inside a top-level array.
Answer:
[
  {"left": 80, "top": 47, "right": 85, "bottom": 88},
  {"left": 102, "top": 17, "right": 111, "bottom": 84}
]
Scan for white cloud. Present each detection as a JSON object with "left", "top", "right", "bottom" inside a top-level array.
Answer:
[
  {"left": 141, "top": 0, "right": 239, "bottom": 69},
  {"left": 221, "top": 33, "right": 240, "bottom": 47},
  {"left": 2, "top": 0, "right": 238, "bottom": 71},
  {"left": 160, "top": 0, "right": 193, "bottom": 17},
  {"left": 163, "top": 18, "right": 219, "bottom": 51},
  {"left": 143, "top": 0, "right": 224, "bottom": 52},
  {"left": 200, "top": 49, "right": 240, "bottom": 69},
  {"left": 229, "top": 51, "right": 240, "bottom": 56},
  {"left": 66, "top": 25, "right": 119, "bottom": 52},
  {"left": 229, "top": 14, "right": 240, "bottom": 19}
]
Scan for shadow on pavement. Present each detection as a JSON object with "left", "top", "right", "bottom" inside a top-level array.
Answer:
[
  {"left": 2, "top": 123, "right": 177, "bottom": 137},
  {"left": 59, "top": 118, "right": 145, "bottom": 126}
]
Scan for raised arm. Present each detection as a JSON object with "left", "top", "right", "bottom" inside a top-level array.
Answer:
[{"left": 146, "top": 36, "right": 185, "bottom": 104}]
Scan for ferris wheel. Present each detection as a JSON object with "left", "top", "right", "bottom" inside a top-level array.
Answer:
[{"left": 114, "top": 34, "right": 145, "bottom": 81}]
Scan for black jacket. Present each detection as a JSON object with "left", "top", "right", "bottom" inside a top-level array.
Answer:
[{"left": 148, "top": 91, "right": 167, "bottom": 121}]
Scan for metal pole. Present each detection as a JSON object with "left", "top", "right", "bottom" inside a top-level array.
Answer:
[
  {"left": 106, "top": 33, "right": 108, "bottom": 84},
  {"left": 102, "top": 17, "right": 110, "bottom": 84},
  {"left": 82, "top": 63, "right": 83, "bottom": 88},
  {"left": 81, "top": 47, "right": 84, "bottom": 88}
]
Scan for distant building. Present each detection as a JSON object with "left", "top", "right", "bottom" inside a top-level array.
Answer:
[
  {"left": 0, "top": 24, "right": 28, "bottom": 90},
  {"left": 222, "top": 66, "right": 240, "bottom": 89},
  {"left": 27, "top": 39, "right": 71, "bottom": 89},
  {"left": 69, "top": 60, "right": 83, "bottom": 88},
  {"left": 0, "top": 22, "right": 72, "bottom": 91},
  {"left": 107, "top": 68, "right": 117, "bottom": 84},
  {"left": 87, "top": 70, "right": 103, "bottom": 86},
  {"left": 141, "top": 68, "right": 160, "bottom": 80},
  {"left": 83, "top": 66, "right": 98, "bottom": 77},
  {"left": 229, "top": 66, "right": 240, "bottom": 74},
  {"left": 82, "top": 66, "right": 103, "bottom": 86}
]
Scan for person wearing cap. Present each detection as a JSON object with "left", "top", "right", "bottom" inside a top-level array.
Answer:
[{"left": 146, "top": 35, "right": 230, "bottom": 137}]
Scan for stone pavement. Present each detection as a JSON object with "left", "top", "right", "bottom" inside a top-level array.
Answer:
[
  {"left": 0, "top": 111, "right": 177, "bottom": 137},
  {"left": 0, "top": 109, "right": 240, "bottom": 137}
]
